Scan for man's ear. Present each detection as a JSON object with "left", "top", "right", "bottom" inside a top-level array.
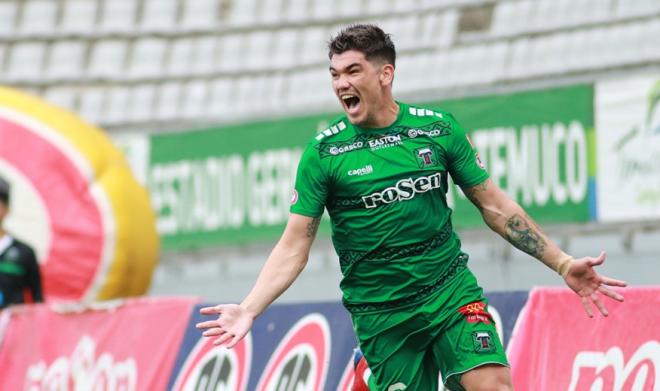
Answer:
[{"left": 379, "top": 63, "right": 395, "bottom": 86}]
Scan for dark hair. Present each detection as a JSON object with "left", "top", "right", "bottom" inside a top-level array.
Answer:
[
  {"left": 328, "top": 24, "right": 396, "bottom": 67},
  {"left": 0, "top": 176, "right": 9, "bottom": 205}
]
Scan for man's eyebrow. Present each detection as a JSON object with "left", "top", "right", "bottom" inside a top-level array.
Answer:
[{"left": 329, "top": 62, "right": 362, "bottom": 72}]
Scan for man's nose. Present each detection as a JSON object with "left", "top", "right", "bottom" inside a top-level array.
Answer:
[{"left": 334, "top": 74, "right": 350, "bottom": 89}]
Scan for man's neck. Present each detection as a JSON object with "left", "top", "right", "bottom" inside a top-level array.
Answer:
[{"left": 365, "top": 98, "right": 400, "bottom": 129}]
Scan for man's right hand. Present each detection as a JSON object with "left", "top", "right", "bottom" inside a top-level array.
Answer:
[{"left": 196, "top": 304, "right": 255, "bottom": 348}]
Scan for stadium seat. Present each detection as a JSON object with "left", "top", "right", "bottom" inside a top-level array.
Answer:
[
  {"left": 43, "top": 87, "right": 77, "bottom": 112},
  {"left": 299, "top": 27, "right": 325, "bottom": 64},
  {"left": 128, "top": 38, "right": 167, "bottom": 78},
  {"left": 87, "top": 40, "right": 127, "bottom": 78},
  {"left": 166, "top": 38, "right": 194, "bottom": 76},
  {"left": 180, "top": 0, "right": 217, "bottom": 30},
  {"left": 181, "top": 81, "right": 208, "bottom": 119},
  {"left": 615, "top": 0, "right": 660, "bottom": 17},
  {"left": 190, "top": 37, "right": 218, "bottom": 74},
  {"left": 128, "top": 84, "right": 156, "bottom": 122},
  {"left": 155, "top": 82, "right": 183, "bottom": 120},
  {"left": 245, "top": 31, "right": 273, "bottom": 71},
  {"left": 229, "top": 0, "right": 258, "bottom": 25},
  {"left": 312, "top": 0, "right": 336, "bottom": 20},
  {"left": 6, "top": 42, "right": 45, "bottom": 82},
  {"left": 47, "top": 40, "right": 86, "bottom": 80},
  {"left": 218, "top": 34, "right": 244, "bottom": 72},
  {"left": 77, "top": 87, "right": 105, "bottom": 124},
  {"left": 141, "top": 0, "right": 178, "bottom": 32},
  {"left": 100, "top": 0, "right": 137, "bottom": 33},
  {"left": 19, "top": 0, "right": 57, "bottom": 35},
  {"left": 104, "top": 86, "right": 131, "bottom": 124},
  {"left": 283, "top": 0, "right": 308, "bottom": 22},
  {"left": 209, "top": 78, "right": 233, "bottom": 116},
  {"left": 0, "top": 2, "right": 17, "bottom": 37},
  {"left": 60, "top": 0, "right": 98, "bottom": 34},
  {"left": 271, "top": 29, "right": 299, "bottom": 68},
  {"left": 259, "top": 0, "right": 284, "bottom": 24}
]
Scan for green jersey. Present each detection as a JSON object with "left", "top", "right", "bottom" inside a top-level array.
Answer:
[{"left": 290, "top": 102, "right": 489, "bottom": 312}]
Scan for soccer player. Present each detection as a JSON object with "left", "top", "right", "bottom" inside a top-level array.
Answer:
[
  {"left": 0, "top": 176, "right": 43, "bottom": 309},
  {"left": 197, "top": 24, "right": 626, "bottom": 390}
]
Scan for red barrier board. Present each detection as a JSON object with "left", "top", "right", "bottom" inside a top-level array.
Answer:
[
  {"left": 508, "top": 287, "right": 659, "bottom": 390},
  {"left": 0, "top": 297, "right": 198, "bottom": 391}
]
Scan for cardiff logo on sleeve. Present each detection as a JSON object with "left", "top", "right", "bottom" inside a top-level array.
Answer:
[{"left": 256, "top": 313, "right": 331, "bottom": 391}]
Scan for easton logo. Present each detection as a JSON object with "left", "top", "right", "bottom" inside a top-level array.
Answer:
[
  {"left": 362, "top": 172, "right": 444, "bottom": 209},
  {"left": 256, "top": 314, "right": 330, "bottom": 391},
  {"left": 171, "top": 333, "right": 251, "bottom": 391}
]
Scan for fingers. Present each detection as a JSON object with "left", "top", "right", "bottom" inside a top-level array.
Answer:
[
  {"left": 226, "top": 333, "right": 243, "bottom": 349},
  {"left": 598, "top": 285, "right": 625, "bottom": 302},
  {"left": 587, "top": 251, "right": 606, "bottom": 266},
  {"left": 600, "top": 276, "right": 627, "bottom": 288},
  {"left": 591, "top": 292, "right": 609, "bottom": 317},
  {"left": 202, "top": 327, "right": 225, "bottom": 337},
  {"left": 581, "top": 296, "right": 593, "bottom": 318},
  {"left": 199, "top": 305, "right": 224, "bottom": 315},
  {"left": 195, "top": 320, "right": 219, "bottom": 329},
  {"left": 214, "top": 332, "right": 234, "bottom": 346}
]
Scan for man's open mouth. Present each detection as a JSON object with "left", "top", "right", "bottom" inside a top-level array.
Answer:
[{"left": 341, "top": 94, "right": 361, "bottom": 112}]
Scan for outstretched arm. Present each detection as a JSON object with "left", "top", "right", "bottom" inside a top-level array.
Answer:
[
  {"left": 196, "top": 213, "right": 321, "bottom": 347},
  {"left": 461, "top": 178, "right": 626, "bottom": 317}
]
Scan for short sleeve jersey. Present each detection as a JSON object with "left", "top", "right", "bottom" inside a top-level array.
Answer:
[{"left": 290, "top": 102, "right": 489, "bottom": 309}]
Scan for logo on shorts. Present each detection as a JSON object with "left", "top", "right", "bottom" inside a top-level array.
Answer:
[
  {"left": 472, "top": 331, "right": 496, "bottom": 354},
  {"left": 458, "top": 301, "right": 493, "bottom": 324}
]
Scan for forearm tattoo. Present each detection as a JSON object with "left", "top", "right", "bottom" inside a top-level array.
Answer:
[
  {"left": 306, "top": 217, "right": 321, "bottom": 238},
  {"left": 504, "top": 214, "right": 546, "bottom": 259}
]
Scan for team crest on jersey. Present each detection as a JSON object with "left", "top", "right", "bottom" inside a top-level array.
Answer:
[
  {"left": 414, "top": 145, "right": 439, "bottom": 168},
  {"left": 472, "top": 331, "right": 496, "bottom": 353}
]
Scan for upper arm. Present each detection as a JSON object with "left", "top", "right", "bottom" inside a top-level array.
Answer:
[
  {"left": 445, "top": 114, "right": 489, "bottom": 188},
  {"left": 278, "top": 213, "right": 322, "bottom": 255}
]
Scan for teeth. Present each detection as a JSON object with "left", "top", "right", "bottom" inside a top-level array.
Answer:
[{"left": 341, "top": 94, "right": 356, "bottom": 100}]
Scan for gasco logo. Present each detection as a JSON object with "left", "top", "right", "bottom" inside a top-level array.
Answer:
[
  {"left": 362, "top": 173, "right": 444, "bottom": 208},
  {"left": 256, "top": 314, "right": 330, "bottom": 391},
  {"left": 567, "top": 341, "right": 659, "bottom": 391},
  {"left": 171, "top": 333, "right": 252, "bottom": 391}
]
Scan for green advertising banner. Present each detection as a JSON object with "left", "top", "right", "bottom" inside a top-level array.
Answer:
[
  {"left": 145, "top": 84, "right": 594, "bottom": 249},
  {"left": 429, "top": 84, "right": 595, "bottom": 228}
]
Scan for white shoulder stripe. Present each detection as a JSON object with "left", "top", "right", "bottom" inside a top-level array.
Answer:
[{"left": 315, "top": 121, "right": 348, "bottom": 141}]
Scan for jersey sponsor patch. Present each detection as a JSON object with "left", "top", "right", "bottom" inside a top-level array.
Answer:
[
  {"left": 361, "top": 172, "right": 444, "bottom": 209},
  {"left": 290, "top": 189, "right": 299, "bottom": 205},
  {"left": 458, "top": 301, "right": 493, "bottom": 324},
  {"left": 347, "top": 164, "right": 373, "bottom": 176},
  {"left": 317, "top": 122, "right": 452, "bottom": 158}
]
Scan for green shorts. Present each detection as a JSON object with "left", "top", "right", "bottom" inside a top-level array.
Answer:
[{"left": 350, "top": 267, "right": 509, "bottom": 391}]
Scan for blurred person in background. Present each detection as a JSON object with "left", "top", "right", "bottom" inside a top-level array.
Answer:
[
  {"left": 197, "top": 25, "right": 626, "bottom": 390},
  {"left": 0, "top": 176, "right": 43, "bottom": 309}
]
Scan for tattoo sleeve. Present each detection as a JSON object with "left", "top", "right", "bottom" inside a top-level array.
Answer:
[
  {"left": 504, "top": 214, "right": 546, "bottom": 259},
  {"left": 306, "top": 217, "right": 321, "bottom": 238}
]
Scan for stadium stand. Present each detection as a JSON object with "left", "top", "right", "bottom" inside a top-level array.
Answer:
[{"left": 0, "top": 0, "right": 658, "bottom": 133}]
